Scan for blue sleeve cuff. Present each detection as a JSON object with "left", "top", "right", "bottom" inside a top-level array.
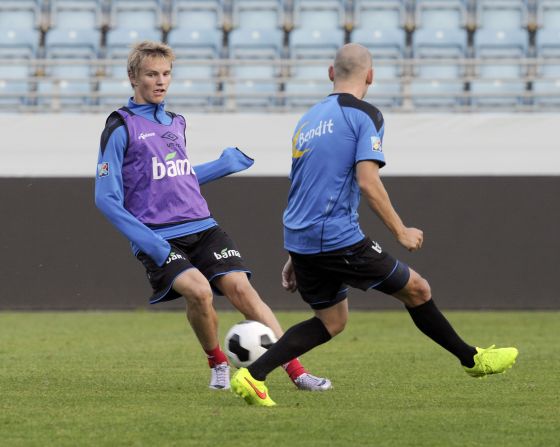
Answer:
[{"left": 195, "top": 147, "right": 254, "bottom": 185}]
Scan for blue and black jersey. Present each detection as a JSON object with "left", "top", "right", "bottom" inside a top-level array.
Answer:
[{"left": 283, "top": 93, "right": 386, "bottom": 254}]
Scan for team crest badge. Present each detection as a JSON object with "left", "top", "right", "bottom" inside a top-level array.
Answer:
[
  {"left": 97, "top": 162, "right": 109, "bottom": 177},
  {"left": 371, "top": 136, "right": 382, "bottom": 152}
]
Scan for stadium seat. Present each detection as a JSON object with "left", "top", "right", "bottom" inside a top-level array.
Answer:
[
  {"left": 473, "top": 28, "right": 529, "bottom": 78},
  {"left": 292, "top": 0, "right": 346, "bottom": 30},
  {"left": 0, "top": 29, "right": 40, "bottom": 107},
  {"left": 475, "top": 0, "right": 529, "bottom": 30},
  {"left": 48, "top": 0, "right": 104, "bottom": 30},
  {"left": 350, "top": 28, "right": 406, "bottom": 79},
  {"left": 0, "top": 0, "right": 42, "bottom": 30},
  {"left": 97, "top": 78, "right": 133, "bottom": 107},
  {"left": 532, "top": 79, "right": 560, "bottom": 107},
  {"left": 231, "top": 0, "right": 285, "bottom": 30},
  {"left": 414, "top": 0, "right": 468, "bottom": 30},
  {"left": 537, "top": 0, "right": 560, "bottom": 29},
  {"left": 365, "top": 81, "right": 402, "bottom": 109},
  {"left": 226, "top": 28, "right": 284, "bottom": 107},
  {"left": 412, "top": 28, "right": 467, "bottom": 79},
  {"left": 286, "top": 28, "right": 343, "bottom": 107},
  {"left": 535, "top": 28, "right": 560, "bottom": 77},
  {"left": 169, "top": 0, "right": 224, "bottom": 30},
  {"left": 409, "top": 79, "right": 466, "bottom": 109},
  {"left": 470, "top": 79, "right": 528, "bottom": 108},
  {"left": 167, "top": 28, "right": 222, "bottom": 107},
  {"left": 352, "top": 0, "right": 407, "bottom": 30},
  {"left": 41, "top": 29, "right": 100, "bottom": 108},
  {"left": 108, "top": 0, "right": 163, "bottom": 30}
]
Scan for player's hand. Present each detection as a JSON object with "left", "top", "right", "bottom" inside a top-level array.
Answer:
[
  {"left": 397, "top": 227, "right": 424, "bottom": 252},
  {"left": 281, "top": 257, "right": 298, "bottom": 292}
]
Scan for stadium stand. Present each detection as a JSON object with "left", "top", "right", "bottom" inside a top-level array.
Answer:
[
  {"left": 292, "top": 0, "right": 346, "bottom": 30},
  {"left": 167, "top": 27, "right": 222, "bottom": 107},
  {"left": 47, "top": 0, "right": 104, "bottom": 30},
  {"left": 169, "top": 0, "right": 225, "bottom": 30},
  {"left": 0, "top": 0, "right": 556, "bottom": 112},
  {"left": 231, "top": 0, "right": 285, "bottom": 30},
  {"left": 414, "top": 0, "right": 468, "bottom": 30},
  {"left": 0, "top": 0, "right": 43, "bottom": 30},
  {"left": 225, "top": 28, "right": 284, "bottom": 108}
]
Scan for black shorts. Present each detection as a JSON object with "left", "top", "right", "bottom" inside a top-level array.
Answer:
[
  {"left": 136, "top": 226, "right": 251, "bottom": 304},
  {"left": 290, "top": 237, "right": 410, "bottom": 310}
]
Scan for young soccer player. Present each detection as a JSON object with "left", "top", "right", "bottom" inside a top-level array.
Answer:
[
  {"left": 94, "top": 41, "right": 331, "bottom": 392},
  {"left": 231, "top": 43, "right": 518, "bottom": 406}
]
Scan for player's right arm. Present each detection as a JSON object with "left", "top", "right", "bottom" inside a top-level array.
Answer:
[
  {"left": 94, "top": 119, "right": 171, "bottom": 267},
  {"left": 356, "top": 161, "right": 423, "bottom": 252}
]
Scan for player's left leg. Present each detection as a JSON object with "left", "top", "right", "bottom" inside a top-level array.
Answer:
[{"left": 214, "top": 272, "right": 332, "bottom": 391}]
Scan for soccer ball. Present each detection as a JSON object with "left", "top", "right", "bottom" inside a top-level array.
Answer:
[{"left": 224, "top": 320, "right": 277, "bottom": 368}]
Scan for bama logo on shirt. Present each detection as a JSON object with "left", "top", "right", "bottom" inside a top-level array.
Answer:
[{"left": 152, "top": 151, "right": 195, "bottom": 180}]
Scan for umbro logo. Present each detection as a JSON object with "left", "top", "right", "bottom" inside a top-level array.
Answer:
[{"left": 162, "top": 131, "right": 178, "bottom": 141}]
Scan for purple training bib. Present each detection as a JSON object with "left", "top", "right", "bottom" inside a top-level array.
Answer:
[{"left": 118, "top": 109, "right": 211, "bottom": 225}]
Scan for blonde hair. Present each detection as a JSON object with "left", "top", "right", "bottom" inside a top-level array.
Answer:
[{"left": 127, "top": 40, "right": 175, "bottom": 83}]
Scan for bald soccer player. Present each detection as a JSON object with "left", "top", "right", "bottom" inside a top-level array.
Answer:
[{"left": 230, "top": 44, "right": 518, "bottom": 406}]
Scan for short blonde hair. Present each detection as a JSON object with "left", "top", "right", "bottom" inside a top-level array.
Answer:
[{"left": 127, "top": 40, "right": 175, "bottom": 81}]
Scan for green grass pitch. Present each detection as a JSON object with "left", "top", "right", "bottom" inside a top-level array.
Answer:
[{"left": 1, "top": 311, "right": 558, "bottom": 447}]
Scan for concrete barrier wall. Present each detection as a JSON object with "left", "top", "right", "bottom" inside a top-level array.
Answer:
[{"left": 2, "top": 176, "right": 558, "bottom": 310}]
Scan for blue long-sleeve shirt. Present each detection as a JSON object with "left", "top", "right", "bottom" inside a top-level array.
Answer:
[{"left": 95, "top": 99, "right": 254, "bottom": 266}]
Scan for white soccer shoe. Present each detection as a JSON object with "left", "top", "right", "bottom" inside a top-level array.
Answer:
[
  {"left": 209, "top": 362, "right": 230, "bottom": 390},
  {"left": 294, "top": 373, "right": 332, "bottom": 391}
]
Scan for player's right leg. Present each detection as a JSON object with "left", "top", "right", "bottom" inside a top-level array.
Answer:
[
  {"left": 391, "top": 268, "right": 518, "bottom": 376},
  {"left": 137, "top": 247, "right": 229, "bottom": 390},
  {"left": 173, "top": 269, "right": 230, "bottom": 389}
]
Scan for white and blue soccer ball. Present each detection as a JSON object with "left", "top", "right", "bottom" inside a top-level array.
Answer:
[{"left": 224, "top": 320, "right": 277, "bottom": 368}]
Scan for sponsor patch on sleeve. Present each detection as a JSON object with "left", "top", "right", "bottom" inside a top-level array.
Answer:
[
  {"left": 371, "top": 136, "right": 382, "bottom": 152},
  {"left": 97, "top": 162, "right": 110, "bottom": 178}
]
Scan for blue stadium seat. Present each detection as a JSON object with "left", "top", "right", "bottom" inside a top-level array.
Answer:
[
  {"left": 473, "top": 28, "right": 528, "bottom": 78},
  {"left": 532, "top": 79, "right": 560, "bottom": 107},
  {"left": 167, "top": 28, "right": 223, "bottom": 107},
  {"left": 232, "top": 0, "right": 285, "bottom": 30},
  {"left": 476, "top": 0, "right": 529, "bottom": 30},
  {"left": 352, "top": 0, "right": 407, "bottom": 30},
  {"left": 415, "top": 0, "right": 467, "bottom": 29},
  {"left": 286, "top": 28, "right": 343, "bottom": 107},
  {"left": 48, "top": 0, "right": 103, "bottom": 30},
  {"left": 0, "top": 29, "right": 40, "bottom": 107},
  {"left": 227, "top": 28, "right": 284, "bottom": 107},
  {"left": 537, "top": 0, "right": 560, "bottom": 29},
  {"left": 170, "top": 0, "right": 224, "bottom": 30},
  {"left": 97, "top": 78, "right": 133, "bottom": 107},
  {"left": 365, "top": 81, "right": 402, "bottom": 109},
  {"left": 292, "top": 0, "right": 346, "bottom": 30},
  {"left": 109, "top": 0, "right": 163, "bottom": 30},
  {"left": 536, "top": 28, "right": 560, "bottom": 77},
  {"left": 0, "top": 0, "right": 42, "bottom": 30},
  {"left": 350, "top": 28, "right": 405, "bottom": 79},
  {"left": 45, "top": 28, "right": 100, "bottom": 57},
  {"left": 413, "top": 28, "right": 467, "bottom": 78},
  {"left": 409, "top": 79, "right": 466, "bottom": 108},
  {"left": 41, "top": 29, "right": 100, "bottom": 107},
  {"left": 470, "top": 79, "right": 528, "bottom": 108}
]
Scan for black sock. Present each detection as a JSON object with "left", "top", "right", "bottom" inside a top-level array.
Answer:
[
  {"left": 248, "top": 317, "right": 332, "bottom": 381},
  {"left": 406, "top": 299, "right": 477, "bottom": 367}
]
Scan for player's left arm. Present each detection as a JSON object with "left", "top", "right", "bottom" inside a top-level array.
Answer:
[{"left": 194, "top": 147, "right": 254, "bottom": 185}]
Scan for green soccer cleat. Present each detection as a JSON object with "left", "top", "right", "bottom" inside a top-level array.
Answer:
[
  {"left": 231, "top": 368, "right": 276, "bottom": 407},
  {"left": 464, "top": 345, "right": 519, "bottom": 378}
]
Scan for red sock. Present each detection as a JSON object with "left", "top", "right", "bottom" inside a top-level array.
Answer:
[
  {"left": 282, "top": 358, "right": 307, "bottom": 381},
  {"left": 204, "top": 345, "right": 228, "bottom": 368}
]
